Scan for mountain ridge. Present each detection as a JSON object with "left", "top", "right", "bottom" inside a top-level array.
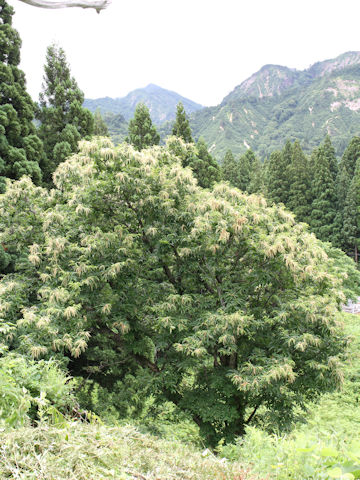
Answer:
[
  {"left": 84, "top": 84, "right": 203, "bottom": 125},
  {"left": 191, "top": 51, "right": 360, "bottom": 159}
]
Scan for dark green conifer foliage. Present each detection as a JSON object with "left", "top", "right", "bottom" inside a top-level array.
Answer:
[
  {"left": 237, "top": 150, "right": 252, "bottom": 192},
  {"left": 172, "top": 102, "right": 193, "bottom": 143},
  {"left": 193, "top": 137, "right": 221, "bottom": 188},
  {"left": 37, "top": 44, "right": 94, "bottom": 180},
  {"left": 334, "top": 137, "right": 360, "bottom": 249},
  {"left": 323, "top": 135, "right": 338, "bottom": 181},
  {"left": 265, "top": 148, "right": 290, "bottom": 205},
  {"left": 0, "top": 0, "right": 43, "bottom": 193},
  {"left": 247, "top": 152, "right": 264, "bottom": 194},
  {"left": 93, "top": 109, "right": 109, "bottom": 137},
  {"left": 310, "top": 146, "right": 338, "bottom": 243},
  {"left": 342, "top": 159, "right": 360, "bottom": 262},
  {"left": 222, "top": 149, "right": 239, "bottom": 187},
  {"left": 287, "top": 140, "right": 312, "bottom": 223},
  {"left": 340, "top": 136, "right": 360, "bottom": 179},
  {"left": 128, "top": 103, "right": 160, "bottom": 151}
]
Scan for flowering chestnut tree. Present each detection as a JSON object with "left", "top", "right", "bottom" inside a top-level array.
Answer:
[{"left": 0, "top": 137, "right": 354, "bottom": 444}]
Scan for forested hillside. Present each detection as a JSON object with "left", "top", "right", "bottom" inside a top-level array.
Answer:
[{"left": 191, "top": 51, "right": 360, "bottom": 159}]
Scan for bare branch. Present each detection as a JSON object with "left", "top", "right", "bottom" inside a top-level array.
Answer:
[{"left": 17, "top": 0, "right": 111, "bottom": 13}]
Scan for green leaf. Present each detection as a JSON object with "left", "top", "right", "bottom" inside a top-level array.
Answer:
[{"left": 321, "top": 447, "right": 339, "bottom": 457}]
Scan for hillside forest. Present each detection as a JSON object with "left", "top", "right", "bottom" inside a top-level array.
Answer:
[{"left": 1, "top": 1, "right": 360, "bottom": 479}]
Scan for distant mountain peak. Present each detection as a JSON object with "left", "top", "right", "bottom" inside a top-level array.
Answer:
[{"left": 84, "top": 84, "right": 202, "bottom": 125}]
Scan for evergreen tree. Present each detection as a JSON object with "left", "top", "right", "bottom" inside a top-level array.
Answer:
[
  {"left": 340, "top": 136, "right": 360, "bottom": 179},
  {"left": 237, "top": 150, "right": 252, "bottom": 192},
  {"left": 0, "top": 0, "right": 44, "bottom": 193},
  {"left": 172, "top": 102, "right": 193, "bottom": 143},
  {"left": 167, "top": 136, "right": 221, "bottom": 189},
  {"left": 323, "top": 135, "right": 338, "bottom": 181},
  {"left": 193, "top": 137, "right": 221, "bottom": 188},
  {"left": 247, "top": 152, "right": 264, "bottom": 194},
  {"left": 310, "top": 146, "right": 338, "bottom": 243},
  {"left": 342, "top": 159, "right": 360, "bottom": 261},
  {"left": 222, "top": 149, "right": 239, "bottom": 187},
  {"left": 335, "top": 137, "right": 360, "bottom": 250},
  {"left": 287, "top": 140, "right": 312, "bottom": 223},
  {"left": 37, "top": 43, "right": 94, "bottom": 180},
  {"left": 93, "top": 109, "right": 109, "bottom": 136},
  {"left": 265, "top": 145, "right": 291, "bottom": 205},
  {"left": 127, "top": 103, "right": 160, "bottom": 151}
]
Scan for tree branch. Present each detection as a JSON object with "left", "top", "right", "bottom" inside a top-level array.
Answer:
[{"left": 17, "top": 0, "right": 111, "bottom": 12}]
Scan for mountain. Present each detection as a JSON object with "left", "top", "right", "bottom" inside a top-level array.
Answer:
[
  {"left": 191, "top": 51, "right": 360, "bottom": 160},
  {"left": 84, "top": 84, "right": 203, "bottom": 125}
]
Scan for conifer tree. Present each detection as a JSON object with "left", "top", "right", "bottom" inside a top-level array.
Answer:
[
  {"left": 172, "top": 102, "right": 193, "bottom": 143},
  {"left": 342, "top": 159, "right": 360, "bottom": 261},
  {"left": 340, "top": 136, "right": 360, "bottom": 179},
  {"left": 37, "top": 43, "right": 94, "bottom": 180},
  {"left": 323, "top": 135, "right": 338, "bottom": 181},
  {"left": 193, "top": 137, "right": 221, "bottom": 188},
  {"left": 222, "top": 149, "right": 239, "bottom": 187},
  {"left": 237, "top": 150, "right": 252, "bottom": 192},
  {"left": 127, "top": 103, "right": 160, "bottom": 151},
  {"left": 287, "top": 140, "right": 312, "bottom": 223},
  {"left": 93, "top": 109, "right": 109, "bottom": 136},
  {"left": 0, "top": 0, "right": 44, "bottom": 193},
  {"left": 310, "top": 146, "right": 338, "bottom": 243},
  {"left": 167, "top": 136, "right": 221, "bottom": 189},
  {"left": 335, "top": 137, "right": 360, "bottom": 250},
  {"left": 248, "top": 152, "right": 264, "bottom": 194},
  {"left": 265, "top": 145, "right": 291, "bottom": 205}
]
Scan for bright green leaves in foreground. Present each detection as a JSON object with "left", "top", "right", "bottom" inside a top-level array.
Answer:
[{"left": 0, "top": 138, "right": 353, "bottom": 444}]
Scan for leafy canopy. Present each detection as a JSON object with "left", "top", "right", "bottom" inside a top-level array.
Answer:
[{"left": 0, "top": 138, "right": 350, "bottom": 445}]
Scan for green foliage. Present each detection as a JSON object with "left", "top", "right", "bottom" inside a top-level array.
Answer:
[
  {"left": 310, "top": 147, "right": 337, "bottom": 244},
  {"left": 167, "top": 136, "right": 221, "bottom": 189},
  {"left": 265, "top": 145, "right": 291, "bottom": 205},
  {"left": 37, "top": 43, "right": 93, "bottom": 181},
  {"left": 0, "top": 354, "right": 75, "bottom": 427},
  {"left": 93, "top": 109, "right": 109, "bottom": 137},
  {"left": 342, "top": 159, "right": 360, "bottom": 260},
  {"left": 172, "top": 102, "right": 194, "bottom": 143},
  {"left": 127, "top": 102, "right": 160, "bottom": 150},
  {"left": 0, "top": 138, "right": 350, "bottom": 445},
  {"left": 0, "top": 0, "right": 44, "bottom": 192},
  {"left": 222, "top": 149, "right": 238, "bottom": 186},
  {"left": 287, "top": 140, "right": 312, "bottom": 223},
  {"left": 218, "top": 312, "right": 360, "bottom": 479},
  {"left": 103, "top": 111, "right": 128, "bottom": 145}
]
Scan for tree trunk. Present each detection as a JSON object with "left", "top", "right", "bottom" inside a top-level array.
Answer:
[{"left": 18, "top": 0, "right": 111, "bottom": 12}]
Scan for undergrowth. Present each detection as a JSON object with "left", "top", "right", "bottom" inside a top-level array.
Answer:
[
  {"left": 218, "top": 313, "right": 360, "bottom": 479},
  {"left": 0, "top": 422, "right": 260, "bottom": 480}
]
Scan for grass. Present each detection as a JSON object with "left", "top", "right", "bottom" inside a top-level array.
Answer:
[{"left": 0, "top": 422, "right": 261, "bottom": 480}]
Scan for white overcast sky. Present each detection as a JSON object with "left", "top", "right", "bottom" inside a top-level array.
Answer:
[{"left": 7, "top": 0, "right": 360, "bottom": 106}]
